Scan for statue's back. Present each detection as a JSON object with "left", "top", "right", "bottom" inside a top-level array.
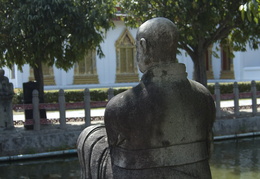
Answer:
[{"left": 104, "top": 63, "right": 215, "bottom": 179}]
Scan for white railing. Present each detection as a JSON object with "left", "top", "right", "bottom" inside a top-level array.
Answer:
[
  {"left": 214, "top": 80, "right": 259, "bottom": 118},
  {"left": 10, "top": 81, "right": 260, "bottom": 130}
]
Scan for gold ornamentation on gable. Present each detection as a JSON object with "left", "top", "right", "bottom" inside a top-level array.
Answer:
[{"left": 116, "top": 29, "right": 135, "bottom": 48}]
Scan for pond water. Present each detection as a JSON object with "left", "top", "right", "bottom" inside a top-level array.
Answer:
[
  {"left": 210, "top": 137, "right": 260, "bottom": 179},
  {"left": 0, "top": 137, "right": 259, "bottom": 179}
]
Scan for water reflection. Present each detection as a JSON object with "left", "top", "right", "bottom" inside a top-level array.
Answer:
[
  {"left": 0, "top": 137, "right": 259, "bottom": 179},
  {"left": 0, "top": 155, "right": 80, "bottom": 179},
  {"left": 210, "top": 137, "right": 260, "bottom": 179}
]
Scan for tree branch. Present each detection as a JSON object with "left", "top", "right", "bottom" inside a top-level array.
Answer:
[
  {"left": 180, "top": 42, "right": 195, "bottom": 61},
  {"left": 204, "top": 20, "right": 233, "bottom": 49}
]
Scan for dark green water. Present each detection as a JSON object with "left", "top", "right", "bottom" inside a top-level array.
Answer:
[
  {"left": 0, "top": 137, "right": 259, "bottom": 179},
  {"left": 0, "top": 155, "right": 80, "bottom": 179},
  {"left": 210, "top": 137, "right": 260, "bottom": 179}
]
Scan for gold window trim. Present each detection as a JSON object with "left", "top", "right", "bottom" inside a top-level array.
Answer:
[
  {"left": 73, "top": 50, "right": 99, "bottom": 84},
  {"left": 73, "top": 75, "right": 99, "bottom": 84},
  {"left": 115, "top": 29, "right": 139, "bottom": 83},
  {"left": 29, "top": 64, "right": 55, "bottom": 86},
  {"left": 205, "top": 45, "right": 214, "bottom": 79},
  {"left": 220, "top": 44, "right": 234, "bottom": 79}
]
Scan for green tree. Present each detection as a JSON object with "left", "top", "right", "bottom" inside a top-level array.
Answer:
[
  {"left": 119, "top": 0, "right": 260, "bottom": 86},
  {"left": 239, "top": 0, "right": 260, "bottom": 23},
  {"left": 0, "top": 0, "right": 116, "bottom": 100}
]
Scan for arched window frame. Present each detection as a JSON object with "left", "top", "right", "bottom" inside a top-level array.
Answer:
[{"left": 115, "top": 29, "right": 139, "bottom": 83}]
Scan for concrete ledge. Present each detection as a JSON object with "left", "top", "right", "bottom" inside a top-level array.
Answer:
[
  {"left": 0, "top": 149, "right": 77, "bottom": 162},
  {"left": 213, "top": 131, "right": 260, "bottom": 141},
  {"left": 1, "top": 116, "right": 260, "bottom": 160},
  {"left": 0, "top": 124, "right": 84, "bottom": 157},
  {"left": 213, "top": 116, "right": 260, "bottom": 136}
]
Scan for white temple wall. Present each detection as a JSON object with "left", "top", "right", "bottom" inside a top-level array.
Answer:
[
  {"left": 2, "top": 21, "right": 260, "bottom": 89},
  {"left": 97, "top": 20, "right": 138, "bottom": 86},
  {"left": 240, "top": 45, "right": 260, "bottom": 81}
]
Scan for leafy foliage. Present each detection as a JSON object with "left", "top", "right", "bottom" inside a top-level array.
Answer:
[
  {"left": 0, "top": 0, "right": 116, "bottom": 70},
  {"left": 239, "top": 0, "right": 260, "bottom": 23},
  {"left": 119, "top": 0, "right": 260, "bottom": 86},
  {"left": 12, "top": 88, "right": 130, "bottom": 104},
  {"left": 207, "top": 81, "right": 260, "bottom": 94},
  {"left": 0, "top": 0, "right": 116, "bottom": 101}
]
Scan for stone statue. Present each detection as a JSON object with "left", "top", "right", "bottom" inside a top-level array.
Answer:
[
  {"left": 0, "top": 69, "right": 14, "bottom": 129},
  {"left": 77, "top": 17, "right": 216, "bottom": 179}
]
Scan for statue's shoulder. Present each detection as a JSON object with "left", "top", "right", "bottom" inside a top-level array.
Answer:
[
  {"left": 189, "top": 80, "right": 215, "bottom": 114},
  {"left": 189, "top": 80, "right": 212, "bottom": 96},
  {"left": 106, "top": 88, "right": 131, "bottom": 110},
  {"left": 105, "top": 84, "right": 145, "bottom": 119}
]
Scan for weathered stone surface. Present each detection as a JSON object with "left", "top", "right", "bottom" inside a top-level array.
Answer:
[
  {"left": 77, "top": 125, "right": 113, "bottom": 179},
  {"left": 0, "top": 125, "right": 84, "bottom": 156},
  {"left": 77, "top": 17, "right": 215, "bottom": 179},
  {"left": 0, "top": 69, "right": 14, "bottom": 129},
  {"left": 213, "top": 117, "right": 260, "bottom": 136},
  {"left": 104, "top": 64, "right": 215, "bottom": 179}
]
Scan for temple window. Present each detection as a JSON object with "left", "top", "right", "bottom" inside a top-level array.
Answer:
[
  {"left": 73, "top": 50, "right": 99, "bottom": 84},
  {"left": 220, "top": 44, "right": 234, "bottom": 79},
  {"left": 29, "top": 64, "right": 55, "bottom": 85},
  {"left": 115, "top": 29, "right": 139, "bottom": 83}
]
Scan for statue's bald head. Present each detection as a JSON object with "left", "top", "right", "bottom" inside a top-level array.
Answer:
[{"left": 136, "top": 17, "right": 179, "bottom": 73}]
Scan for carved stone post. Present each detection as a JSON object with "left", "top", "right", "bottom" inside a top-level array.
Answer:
[
  {"left": 108, "top": 88, "right": 114, "bottom": 101},
  {"left": 0, "top": 69, "right": 14, "bottom": 130},
  {"left": 251, "top": 80, "right": 257, "bottom": 116},
  {"left": 5, "top": 84, "right": 14, "bottom": 129},
  {"left": 84, "top": 88, "right": 91, "bottom": 127},
  {"left": 215, "top": 82, "right": 221, "bottom": 118},
  {"left": 59, "top": 89, "right": 66, "bottom": 129},
  {"left": 233, "top": 82, "right": 240, "bottom": 117},
  {"left": 32, "top": 90, "right": 40, "bottom": 131}
]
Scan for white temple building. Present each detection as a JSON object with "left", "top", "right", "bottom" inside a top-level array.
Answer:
[{"left": 3, "top": 19, "right": 260, "bottom": 90}]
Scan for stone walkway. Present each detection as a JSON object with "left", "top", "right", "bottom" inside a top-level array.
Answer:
[
  {"left": 13, "top": 108, "right": 105, "bottom": 122},
  {"left": 221, "top": 98, "right": 260, "bottom": 107}
]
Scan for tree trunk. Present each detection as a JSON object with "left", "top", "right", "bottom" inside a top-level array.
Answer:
[
  {"left": 191, "top": 50, "right": 208, "bottom": 87},
  {"left": 32, "top": 59, "right": 45, "bottom": 103}
]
